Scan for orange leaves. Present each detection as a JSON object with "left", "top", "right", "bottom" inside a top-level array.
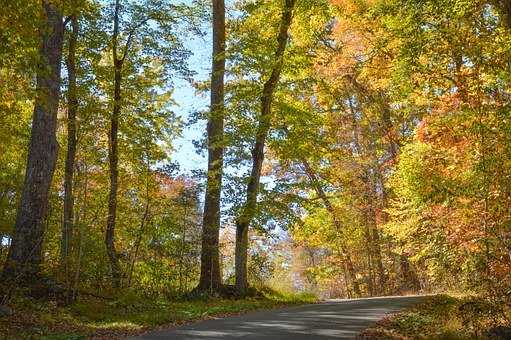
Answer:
[
  {"left": 316, "top": 0, "right": 397, "bottom": 103},
  {"left": 156, "top": 173, "right": 195, "bottom": 200},
  {"left": 429, "top": 202, "right": 484, "bottom": 249}
]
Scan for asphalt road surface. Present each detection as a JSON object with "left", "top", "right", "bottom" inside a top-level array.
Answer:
[{"left": 135, "top": 295, "right": 426, "bottom": 339}]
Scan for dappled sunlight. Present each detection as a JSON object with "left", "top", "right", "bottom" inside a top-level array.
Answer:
[{"left": 138, "top": 296, "right": 425, "bottom": 339}]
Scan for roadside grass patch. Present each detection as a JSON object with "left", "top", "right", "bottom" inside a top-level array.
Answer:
[
  {"left": 359, "top": 295, "right": 511, "bottom": 339},
  {"left": 0, "top": 288, "right": 317, "bottom": 339}
]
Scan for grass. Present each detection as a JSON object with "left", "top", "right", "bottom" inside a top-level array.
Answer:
[
  {"left": 358, "top": 294, "right": 511, "bottom": 339},
  {"left": 0, "top": 289, "right": 317, "bottom": 339}
]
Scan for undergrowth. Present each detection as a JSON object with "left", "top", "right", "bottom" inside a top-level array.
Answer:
[
  {"left": 359, "top": 294, "right": 511, "bottom": 339},
  {"left": 0, "top": 288, "right": 316, "bottom": 339}
]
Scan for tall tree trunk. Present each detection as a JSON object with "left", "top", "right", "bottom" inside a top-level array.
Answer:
[
  {"left": 61, "top": 13, "right": 79, "bottom": 279},
  {"left": 2, "top": 0, "right": 64, "bottom": 282},
  {"left": 198, "top": 0, "right": 226, "bottom": 293},
  {"left": 301, "top": 159, "right": 362, "bottom": 297},
  {"left": 106, "top": 0, "right": 123, "bottom": 288},
  {"left": 373, "top": 93, "right": 408, "bottom": 294},
  {"left": 348, "top": 98, "right": 385, "bottom": 295},
  {"left": 234, "top": 0, "right": 296, "bottom": 295},
  {"left": 361, "top": 168, "right": 385, "bottom": 295},
  {"left": 365, "top": 163, "right": 386, "bottom": 294},
  {"left": 367, "top": 186, "right": 387, "bottom": 294}
]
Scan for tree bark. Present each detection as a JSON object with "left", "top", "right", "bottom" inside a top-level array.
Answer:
[
  {"left": 493, "top": 0, "right": 511, "bottom": 30},
  {"left": 234, "top": 0, "right": 296, "bottom": 295},
  {"left": 198, "top": 0, "right": 226, "bottom": 293},
  {"left": 106, "top": 0, "right": 123, "bottom": 288},
  {"left": 2, "top": 0, "right": 64, "bottom": 282},
  {"left": 61, "top": 13, "right": 79, "bottom": 278}
]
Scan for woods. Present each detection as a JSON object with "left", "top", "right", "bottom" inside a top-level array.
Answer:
[{"left": 1, "top": 0, "right": 511, "bottom": 337}]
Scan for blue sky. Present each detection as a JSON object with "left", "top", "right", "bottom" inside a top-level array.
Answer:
[
  {"left": 169, "top": 32, "right": 212, "bottom": 174},
  {"left": 170, "top": 0, "right": 240, "bottom": 175}
]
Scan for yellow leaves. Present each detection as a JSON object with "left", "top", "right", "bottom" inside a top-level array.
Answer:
[
  {"left": 331, "top": 0, "right": 379, "bottom": 15},
  {"left": 315, "top": 0, "right": 399, "bottom": 99}
]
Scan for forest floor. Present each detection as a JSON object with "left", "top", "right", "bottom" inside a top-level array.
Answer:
[
  {"left": 359, "top": 294, "right": 511, "bottom": 339},
  {"left": 0, "top": 289, "right": 316, "bottom": 339}
]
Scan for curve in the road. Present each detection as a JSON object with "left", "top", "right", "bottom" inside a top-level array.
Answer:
[{"left": 135, "top": 295, "right": 426, "bottom": 340}]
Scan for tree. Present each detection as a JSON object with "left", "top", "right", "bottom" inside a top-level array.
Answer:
[
  {"left": 105, "top": 0, "right": 124, "bottom": 288},
  {"left": 198, "top": 0, "right": 226, "bottom": 293},
  {"left": 234, "top": 0, "right": 296, "bottom": 295},
  {"left": 3, "top": 0, "right": 65, "bottom": 282},
  {"left": 103, "top": 0, "right": 195, "bottom": 287},
  {"left": 61, "top": 7, "right": 79, "bottom": 282}
]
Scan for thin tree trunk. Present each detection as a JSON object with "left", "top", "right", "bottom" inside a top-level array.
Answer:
[
  {"left": 348, "top": 98, "right": 385, "bottom": 295},
  {"left": 61, "top": 13, "right": 79, "bottom": 282},
  {"left": 379, "top": 93, "right": 398, "bottom": 162},
  {"left": 198, "top": 0, "right": 226, "bottom": 293},
  {"left": 126, "top": 158, "right": 151, "bottom": 287},
  {"left": 399, "top": 253, "right": 420, "bottom": 291},
  {"left": 371, "top": 99, "right": 397, "bottom": 294},
  {"left": 178, "top": 200, "right": 188, "bottom": 295},
  {"left": 366, "top": 168, "right": 386, "bottom": 293},
  {"left": 371, "top": 223, "right": 385, "bottom": 293},
  {"left": 363, "top": 213, "right": 375, "bottom": 297},
  {"left": 72, "top": 163, "right": 89, "bottom": 301},
  {"left": 341, "top": 261, "right": 351, "bottom": 298},
  {"left": 127, "top": 201, "right": 150, "bottom": 288},
  {"left": 301, "top": 159, "right": 362, "bottom": 297},
  {"left": 3, "top": 0, "right": 64, "bottom": 282},
  {"left": 106, "top": 0, "right": 123, "bottom": 287},
  {"left": 235, "top": 0, "right": 296, "bottom": 295}
]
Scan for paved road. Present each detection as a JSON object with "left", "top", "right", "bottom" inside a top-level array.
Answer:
[{"left": 135, "top": 295, "right": 425, "bottom": 339}]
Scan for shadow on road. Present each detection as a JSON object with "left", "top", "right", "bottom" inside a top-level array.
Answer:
[{"left": 135, "top": 295, "right": 426, "bottom": 339}]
